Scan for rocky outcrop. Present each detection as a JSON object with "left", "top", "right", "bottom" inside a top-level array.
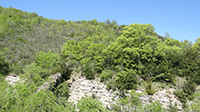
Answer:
[
  {"left": 4, "top": 73, "right": 183, "bottom": 111},
  {"left": 67, "top": 76, "right": 183, "bottom": 111},
  {"left": 68, "top": 76, "right": 119, "bottom": 108},
  {"left": 152, "top": 88, "right": 182, "bottom": 110},
  {"left": 35, "top": 73, "right": 62, "bottom": 93},
  {"left": 5, "top": 74, "right": 21, "bottom": 86}
]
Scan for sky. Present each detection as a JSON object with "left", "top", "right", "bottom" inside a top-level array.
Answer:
[{"left": 1, "top": 0, "right": 199, "bottom": 43}]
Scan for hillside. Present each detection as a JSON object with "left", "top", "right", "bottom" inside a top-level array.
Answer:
[{"left": 1, "top": 6, "right": 200, "bottom": 112}]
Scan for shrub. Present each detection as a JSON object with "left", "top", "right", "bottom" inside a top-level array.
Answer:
[
  {"left": 0, "top": 80, "right": 75, "bottom": 112},
  {"left": 145, "top": 77, "right": 157, "bottom": 95},
  {"left": 0, "top": 51, "right": 9, "bottom": 76},
  {"left": 100, "top": 70, "right": 114, "bottom": 82},
  {"left": 174, "top": 80, "right": 197, "bottom": 108},
  {"left": 116, "top": 69, "right": 138, "bottom": 90},
  {"left": 83, "top": 63, "right": 95, "bottom": 80},
  {"left": 143, "top": 101, "right": 165, "bottom": 112},
  {"left": 77, "top": 95, "right": 111, "bottom": 112},
  {"left": 35, "top": 50, "right": 60, "bottom": 78},
  {"left": 53, "top": 81, "right": 70, "bottom": 107}
]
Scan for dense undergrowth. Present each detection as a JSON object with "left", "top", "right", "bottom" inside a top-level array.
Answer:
[{"left": 1, "top": 6, "right": 200, "bottom": 111}]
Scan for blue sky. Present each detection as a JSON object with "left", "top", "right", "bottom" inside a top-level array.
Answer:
[{"left": 1, "top": 0, "right": 199, "bottom": 43}]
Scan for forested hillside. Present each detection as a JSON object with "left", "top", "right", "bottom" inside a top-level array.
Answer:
[{"left": 1, "top": 6, "right": 200, "bottom": 111}]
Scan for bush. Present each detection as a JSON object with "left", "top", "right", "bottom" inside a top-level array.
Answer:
[
  {"left": 143, "top": 101, "right": 165, "bottom": 112},
  {"left": 0, "top": 79, "right": 75, "bottom": 112},
  {"left": 0, "top": 51, "right": 9, "bottom": 76},
  {"left": 77, "top": 95, "right": 111, "bottom": 112},
  {"left": 100, "top": 70, "right": 114, "bottom": 82},
  {"left": 27, "top": 50, "right": 60, "bottom": 79},
  {"left": 174, "top": 80, "right": 197, "bottom": 108},
  {"left": 116, "top": 69, "right": 138, "bottom": 90},
  {"left": 145, "top": 77, "right": 157, "bottom": 95},
  {"left": 83, "top": 62, "right": 95, "bottom": 80}
]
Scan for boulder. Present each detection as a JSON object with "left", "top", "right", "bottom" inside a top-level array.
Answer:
[{"left": 5, "top": 74, "right": 21, "bottom": 87}]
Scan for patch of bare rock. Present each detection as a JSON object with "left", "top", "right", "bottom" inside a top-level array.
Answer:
[
  {"left": 67, "top": 76, "right": 183, "bottom": 111},
  {"left": 4, "top": 73, "right": 183, "bottom": 111}
]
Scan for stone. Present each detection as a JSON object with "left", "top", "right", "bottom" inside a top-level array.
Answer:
[
  {"left": 66, "top": 76, "right": 183, "bottom": 111},
  {"left": 5, "top": 74, "right": 21, "bottom": 87}
]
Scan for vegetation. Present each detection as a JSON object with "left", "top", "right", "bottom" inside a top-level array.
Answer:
[{"left": 1, "top": 6, "right": 200, "bottom": 111}]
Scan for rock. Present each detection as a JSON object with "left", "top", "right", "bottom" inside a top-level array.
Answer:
[
  {"left": 67, "top": 76, "right": 183, "bottom": 111},
  {"left": 5, "top": 74, "right": 21, "bottom": 86},
  {"left": 35, "top": 73, "right": 62, "bottom": 93},
  {"left": 67, "top": 76, "right": 120, "bottom": 108}
]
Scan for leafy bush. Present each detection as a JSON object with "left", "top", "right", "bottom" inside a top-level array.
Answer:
[
  {"left": 143, "top": 101, "right": 165, "bottom": 112},
  {"left": 77, "top": 95, "right": 112, "bottom": 112},
  {"left": 100, "top": 70, "right": 114, "bottom": 82},
  {"left": 116, "top": 89, "right": 142, "bottom": 111},
  {"left": 178, "top": 48, "right": 200, "bottom": 77},
  {"left": 0, "top": 79, "right": 75, "bottom": 112},
  {"left": 83, "top": 63, "right": 95, "bottom": 80},
  {"left": 174, "top": 80, "right": 197, "bottom": 108},
  {"left": 35, "top": 50, "right": 60, "bottom": 74},
  {"left": 53, "top": 81, "right": 70, "bottom": 107},
  {"left": 145, "top": 77, "right": 157, "bottom": 95},
  {"left": 116, "top": 69, "right": 138, "bottom": 90},
  {"left": 0, "top": 51, "right": 9, "bottom": 76}
]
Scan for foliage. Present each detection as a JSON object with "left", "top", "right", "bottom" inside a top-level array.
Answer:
[
  {"left": 0, "top": 51, "right": 9, "bottom": 76},
  {"left": 0, "top": 6, "right": 122, "bottom": 75},
  {"left": 145, "top": 76, "right": 157, "bottom": 95},
  {"left": 35, "top": 50, "right": 60, "bottom": 78},
  {"left": 174, "top": 80, "right": 197, "bottom": 108},
  {"left": 115, "top": 89, "right": 142, "bottom": 111},
  {"left": 185, "top": 92, "right": 200, "bottom": 112},
  {"left": 0, "top": 79, "right": 75, "bottom": 112},
  {"left": 77, "top": 95, "right": 112, "bottom": 112},
  {"left": 100, "top": 70, "right": 114, "bottom": 82},
  {"left": 83, "top": 62, "right": 95, "bottom": 80},
  {"left": 178, "top": 48, "right": 200, "bottom": 77},
  {"left": 112, "top": 90, "right": 165, "bottom": 112},
  {"left": 143, "top": 101, "right": 166, "bottom": 112},
  {"left": 192, "top": 37, "right": 200, "bottom": 52},
  {"left": 168, "top": 100, "right": 179, "bottom": 112},
  {"left": 116, "top": 69, "right": 138, "bottom": 90},
  {"left": 2, "top": 6, "right": 200, "bottom": 112}
]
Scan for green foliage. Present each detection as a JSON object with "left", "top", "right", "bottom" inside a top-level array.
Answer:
[
  {"left": 0, "top": 79, "right": 74, "bottom": 112},
  {"left": 168, "top": 100, "right": 179, "bottom": 112},
  {"left": 2, "top": 6, "right": 200, "bottom": 112},
  {"left": 35, "top": 50, "right": 60, "bottom": 78},
  {"left": 36, "top": 50, "right": 59, "bottom": 69},
  {"left": 117, "top": 90, "right": 142, "bottom": 111},
  {"left": 143, "top": 101, "right": 165, "bottom": 112},
  {"left": 116, "top": 69, "right": 138, "bottom": 90},
  {"left": 174, "top": 80, "right": 197, "bottom": 108},
  {"left": 179, "top": 48, "right": 200, "bottom": 77},
  {"left": 50, "top": 56, "right": 72, "bottom": 80},
  {"left": 145, "top": 77, "right": 157, "bottom": 95},
  {"left": 77, "top": 95, "right": 112, "bottom": 112},
  {"left": 192, "top": 37, "right": 200, "bottom": 52},
  {"left": 113, "top": 90, "right": 165, "bottom": 112},
  {"left": 185, "top": 92, "right": 200, "bottom": 112},
  {"left": 83, "top": 63, "right": 95, "bottom": 80},
  {"left": 51, "top": 81, "right": 71, "bottom": 108},
  {"left": 0, "top": 51, "right": 9, "bottom": 76},
  {"left": 100, "top": 70, "right": 114, "bottom": 82}
]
